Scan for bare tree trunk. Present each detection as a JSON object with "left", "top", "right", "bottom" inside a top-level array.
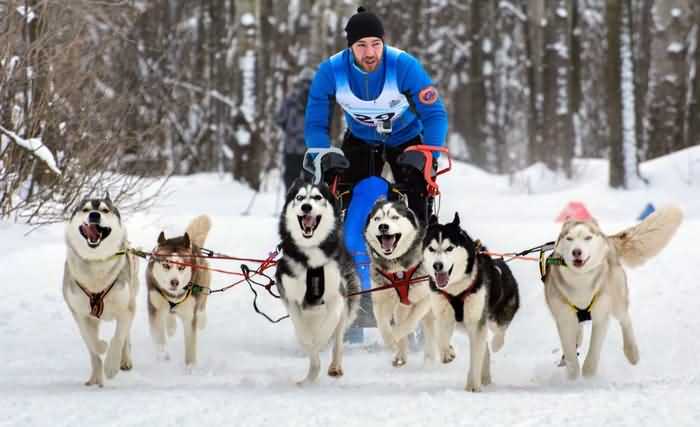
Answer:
[
  {"left": 686, "top": 5, "right": 700, "bottom": 149},
  {"left": 647, "top": 0, "right": 691, "bottom": 159},
  {"left": 542, "top": 0, "right": 574, "bottom": 176},
  {"left": 525, "top": 0, "right": 546, "bottom": 167},
  {"left": 465, "top": 0, "right": 488, "bottom": 167},
  {"left": 608, "top": 0, "right": 626, "bottom": 188}
]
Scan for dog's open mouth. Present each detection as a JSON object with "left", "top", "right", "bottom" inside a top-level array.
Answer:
[
  {"left": 572, "top": 257, "right": 590, "bottom": 268},
  {"left": 434, "top": 266, "right": 454, "bottom": 289},
  {"left": 79, "top": 223, "right": 112, "bottom": 248},
  {"left": 297, "top": 215, "right": 321, "bottom": 238},
  {"left": 377, "top": 233, "right": 401, "bottom": 255}
]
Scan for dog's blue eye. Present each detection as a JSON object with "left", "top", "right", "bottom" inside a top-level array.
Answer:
[
  {"left": 446, "top": 246, "right": 454, "bottom": 252},
  {"left": 295, "top": 195, "right": 304, "bottom": 201}
]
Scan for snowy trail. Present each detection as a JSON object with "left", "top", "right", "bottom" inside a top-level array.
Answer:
[{"left": 2, "top": 152, "right": 700, "bottom": 426}]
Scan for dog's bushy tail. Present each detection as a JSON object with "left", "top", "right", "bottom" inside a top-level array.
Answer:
[
  {"left": 186, "top": 214, "right": 212, "bottom": 248},
  {"left": 610, "top": 205, "right": 683, "bottom": 267}
]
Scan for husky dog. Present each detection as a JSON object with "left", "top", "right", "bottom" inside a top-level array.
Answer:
[
  {"left": 63, "top": 194, "right": 139, "bottom": 387},
  {"left": 545, "top": 206, "right": 682, "bottom": 380},
  {"left": 276, "top": 180, "right": 360, "bottom": 385},
  {"left": 146, "top": 215, "right": 211, "bottom": 368},
  {"left": 364, "top": 200, "right": 437, "bottom": 367},
  {"left": 422, "top": 213, "right": 520, "bottom": 392}
]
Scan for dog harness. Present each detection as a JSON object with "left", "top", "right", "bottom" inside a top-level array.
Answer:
[
  {"left": 377, "top": 264, "right": 420, "bottom": 305},
  {"left": 304, "top": 266, "right": 325, "bottom": 306},
  {"left": 156, "top": 285, "right": 194, "bottom": 313},
  {"left": 74, "top": 279, "right": 119, "bottom": 319},
  {"left": 431, "top": 267, "right": 481, "bottom": 323}
]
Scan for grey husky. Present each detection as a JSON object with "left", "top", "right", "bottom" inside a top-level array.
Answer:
[
  {"left": 276, "top": 180, "right": 360, "bottom": 385},
  {"left": 544, "top": 206, "right": 682, "bottom": 380},
  {"left": 422, "top": 213, "right": 520, "bottom": 392},
  {"left": 63, "top": 194, "right": 139, "bottom": 387}
]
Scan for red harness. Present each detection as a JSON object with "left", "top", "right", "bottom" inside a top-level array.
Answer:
[{"left": 377, "top": 264, "right": 420, "bottom": 305}]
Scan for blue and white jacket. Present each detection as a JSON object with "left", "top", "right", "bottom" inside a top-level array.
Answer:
[{"left": 304, "top": 46, "right": 448, "bottom": 148}]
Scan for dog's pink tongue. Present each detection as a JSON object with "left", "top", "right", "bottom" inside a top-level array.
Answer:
[
  {"left": 381, "top": 235, "right": 395, "bottom": 251},
  {"left": 302, "top": 215, "right": 317, "bottom": 229},
  {"left": 435, "top": 271, "right": 450, "bottom": 288},
  {"left": 81, "top": 223, "right": 100, "bottom": 241}
]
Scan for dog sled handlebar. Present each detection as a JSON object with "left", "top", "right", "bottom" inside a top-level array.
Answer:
[{"left": 402, "top": 145, "right": 452, "bottom": 196}]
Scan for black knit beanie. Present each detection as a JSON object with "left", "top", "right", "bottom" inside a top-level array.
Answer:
[{"left": 345, "top": 7, "right": 384, "bottom": 46}]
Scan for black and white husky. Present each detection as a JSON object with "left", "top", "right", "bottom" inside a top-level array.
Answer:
[
  {"left": 276, "top": 180, "right": 360, "bottom": 385},
  {"left": 364, "top": 200, "right": 437, "bottom": 367},
  {"left": 422, "top": 213, "right": 520, "bottom": 392},
  {"left": 63, "top": 194, "right": 139, "bottom": 387}
]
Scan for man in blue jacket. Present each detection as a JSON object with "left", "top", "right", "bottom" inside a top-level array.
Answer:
[{"left": 304, "top": 7, "right": 448, "bottom": 341}]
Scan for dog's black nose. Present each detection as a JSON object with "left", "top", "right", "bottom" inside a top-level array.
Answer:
[
  {"left": 88, "top": 211, "right": 101, "bottom": 224},
  {"left": 572, "top": 248, "right": 582, "bottom": 258},
  {"left": 378, "top": 223, "right": 389, "bottom": 233},
  {"left": 170, "top": 279, "right": 179, "bottom": 288},
  {"left": 301, "top": 203, "right": 312, "bottom": 213},
  {"left": 433, "top": 262, "right": 443, "bottom": 272}
]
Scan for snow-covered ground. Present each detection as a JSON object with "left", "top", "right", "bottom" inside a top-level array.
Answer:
[{"left": 3, "top": 147, "right": 700, "bottom": 426}]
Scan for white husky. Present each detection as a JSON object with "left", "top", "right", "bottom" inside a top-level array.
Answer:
[
  {"left": 544, "top": 206, "right": 682, "bottom": 379},
  {"left": 63, "top": 195, "right": 139, "bottom": 387}
]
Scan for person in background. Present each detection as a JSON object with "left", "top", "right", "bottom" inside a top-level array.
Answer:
[
  {"left": 275, "top": 68, "right": 314, "bottom": 194},
  {"left": 303, "top": 7, "right": 448, "bottom": 343}
]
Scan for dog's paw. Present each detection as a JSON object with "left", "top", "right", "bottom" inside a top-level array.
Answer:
[
  {"left": 465, "top": 382, "right": 482, "bottom": 393},
  {"left": 392, "top": 356, "right": 407, "bottom": 367},
  {"left": 327, "top": 365, "right": 344, "bottom": 377},
  {"left": 84, "top": 372, "right": 104, "bottom": 388},
  {"left": 441, "top": 345, "right": 456, "bottom": 364},
  {"left": 120, "top": 358, "right": 133, "bottom": 371},
  {"left": 624, "top": 343, "right": 639, "bottom": 365}
]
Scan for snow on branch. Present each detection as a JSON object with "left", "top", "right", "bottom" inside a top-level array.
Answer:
[
  {"left": 0, "top": 125, "right": 61, "bottom": 175},
  {"left": 499, "top": 1, "right": 527, "bottom": 22}
]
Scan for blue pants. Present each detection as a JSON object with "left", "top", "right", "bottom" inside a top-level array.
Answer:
[{"left": 342, "top": 176, "right": 389, "bottom": 290}]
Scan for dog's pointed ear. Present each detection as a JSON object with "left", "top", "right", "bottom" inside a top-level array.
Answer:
[
  {"left": 429, "top": 214, "right": 438, "bottom": 226},
  {"left": 452, "top": 212, "right": 460, "bottom": 226},
  {"left": 183, "top": 232, "right": 191, "bottom": 248},
  {"left": 157, "top": 231, "right": 166, "bottom": 244}
]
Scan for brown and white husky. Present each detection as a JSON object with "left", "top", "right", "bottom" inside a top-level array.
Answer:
[{"left": 146, "top": 215, "right": 211, "bottom": 368}]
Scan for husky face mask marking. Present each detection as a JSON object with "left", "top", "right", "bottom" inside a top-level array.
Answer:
[
  {"left": 283, "top": 181, "right": 336, "bottom": 247},
  {"left": 365, "top": 201, "right": 418, "bottom": 259},
  {"left": 151, "top": 233, "right": 194, "bottom": 296},
  {"left": 423, "top": 213, "right": 470, "bottom": 288},
  {"left": 67, "top": 195, "right": 124, "bottom": 258},
  {"left": 556, "top": 222, "right": 608, "bottom": 272}
]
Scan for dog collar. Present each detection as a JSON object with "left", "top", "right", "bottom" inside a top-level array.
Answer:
[
  {"left": 539, "top": 251, "right": 567, "bottom": 282},
  {"left": 156, "top": 285, "right": 193, "bottom": 313}
]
